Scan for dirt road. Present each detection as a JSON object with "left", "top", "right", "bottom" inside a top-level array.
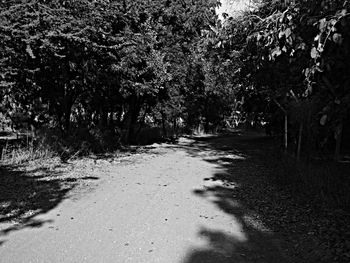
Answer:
[{"left": 0, "top": 134, "right": 294, "bottom": 263}]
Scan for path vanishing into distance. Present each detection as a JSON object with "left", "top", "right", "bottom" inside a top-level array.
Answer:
[{"left": 0, "top": 133, "right": 297, "bottom": 263}]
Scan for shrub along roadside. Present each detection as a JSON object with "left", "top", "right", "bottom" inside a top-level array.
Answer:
[{"left": 0, "top": 123, "right": 180, "bottom": 164}]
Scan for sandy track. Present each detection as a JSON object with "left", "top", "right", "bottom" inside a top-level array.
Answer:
[{"left": 0, "top": 136, "right": 292, "bottom": 263}]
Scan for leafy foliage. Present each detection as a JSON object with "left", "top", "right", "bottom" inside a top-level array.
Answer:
[{"left": 0, "top": 0, "right": 220, "bottom": 142}]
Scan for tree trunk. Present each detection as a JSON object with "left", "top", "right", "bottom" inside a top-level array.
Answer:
[
  {"left": 204, "top": 98, "right": 209, "bottom": 133},
  {"left": 127, "top": 112, "right": 137, "bottom": 144},
  {"left": 135, "top": 106, "right": 148, "bottom": 138},
  {"left": 304, "top": 114, "right": 310, "bottom": 164},
  {"left": 63, "top": 98, "right": 73, "bottom": 134},
  {"left": 125, "top": 96, "right": 141, "bottom": 143},
  {"left": 284, "top": 114, "right": 288, "bottom": 153},
  {"left": 173, "top": 117, "right": 177, "bottom": 136},
  {"left": 296, "top": 122, "right": 303, "bottom": 161},
  {"left": 64, "top": 110, "right": 71, "bottom": 134},
  {"left": 334, "top": 122, "right": 343, "bottom": 161},
  {"left": 161, "top": 110, "right": 167, "bottom": 138},
  {"left": 109, "top": 112, "right": 114, "bottom": 129},
  {"left": 272, "top": 98, "right": 288, "bottom": 152}
]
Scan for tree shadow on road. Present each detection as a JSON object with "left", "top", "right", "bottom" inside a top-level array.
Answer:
[
  {"left": 183, "top": 228, "right": 286, "bottom": 263},
  {"left": 180, "top": 132, "right": 317, "bottom": 263},
  {"left": 183, "top": 185, "right": 290, "bottom": 263},
  {"left": 0, "top": 164, "right": 78, "bottom": 245}
]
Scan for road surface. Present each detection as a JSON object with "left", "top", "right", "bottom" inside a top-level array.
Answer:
[{"left": 0, "top": 135, "right": 293, "bottom": 263}]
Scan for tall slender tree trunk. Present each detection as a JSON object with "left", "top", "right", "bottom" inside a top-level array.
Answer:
[
  {"left": 127, "top": 111, "right": 137, "bottom": 144},
  {"left": 161, "top": 110, "right": 167, "bottom": 138},
  {"left": 305, "top": 107, "right": 312, "bottom": 164},
  {"left": 126, "top": 96, "right": 141, "bottom": 144},
  {"left": 296, "top": 122, "right": 303, "bottom": 161},
  {"left": 273, "top": 98, "right": 288, "bottom": 152},
  {"left": 173, "top": 117, "right": 177, "bottom": 136},
  {"left": 204, "top": 97, "right": 209, "bottom": 133},
  {"left": 334, "top": 122, "right": 343, "bottom": 161},
  {"left": 284, "top": 114, "right": 288, "bottom": 153},
  {"left": 63, "top": 100, "right": 73, "bottom": 135}
]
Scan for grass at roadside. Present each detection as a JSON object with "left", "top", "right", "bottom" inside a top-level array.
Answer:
[{"left": 1, "top": 143, "right": 54, "bottom": 165}]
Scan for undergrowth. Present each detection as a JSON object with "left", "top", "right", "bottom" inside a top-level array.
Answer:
[
  {"left": 1, "top": 143, "right": 54, "bottom": 165},
  {"left": 0, "top": 126, "right": 121, "bottom": 164},
  {"left": 0, "top": 125, "right": 171, "bottom": 164}
]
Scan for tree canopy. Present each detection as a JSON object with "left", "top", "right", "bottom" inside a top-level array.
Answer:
[
  {"left": 0, "top": 0, "right": 220, "bottom": 142},
  {"left": 1, "top": 0, "right": 350, "bottom": 158}
]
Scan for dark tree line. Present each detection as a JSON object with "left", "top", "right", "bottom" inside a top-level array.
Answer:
[
  {"left": 1, "top": 0, "right": 350, "bottom": 159},
  {"left": 0, "top": 0, "right": 227, "bottom": 146}
]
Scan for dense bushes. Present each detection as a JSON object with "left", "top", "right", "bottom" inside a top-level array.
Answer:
[{"left": 0, "top": 0, "right": 222, "bottom": 145}]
